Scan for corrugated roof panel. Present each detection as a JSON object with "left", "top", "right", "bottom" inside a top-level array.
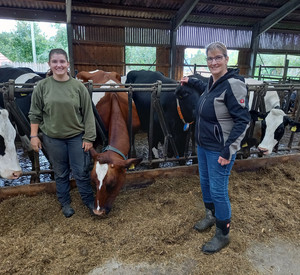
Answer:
[
  {"left": 177, "top": 26, "right": 252, "bottom": 49},
  {"left": 125, "top": 27, "right": 170, "bottom": 45},
  {"left": 260, "top": 31, "right": 300, "bottom": 51}
]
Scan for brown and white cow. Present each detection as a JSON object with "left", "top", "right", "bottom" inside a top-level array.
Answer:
[
  {"left": 90, "top": 91, "right": 142, "bottom": 216},
  {"left": 76, "top": 70, "right": 122, "bottom": 105},
  {"left": 0, "top": 108, "right": 22, "bottom": 179}
]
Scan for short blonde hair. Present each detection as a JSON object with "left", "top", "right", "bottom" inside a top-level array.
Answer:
[{"left": 206, "top": 42, "right": 227, "bottom": 57}]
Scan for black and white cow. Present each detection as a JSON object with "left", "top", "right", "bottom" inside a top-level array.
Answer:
[
  {"left": 175, "top": 77, "right": 300, "bottom": 157},
  {"left": 125, "top": 70, "right": 204, "bottom": 159},
  {"left": 0, "top": 67, "right": 43, "bottom": 119},
  {"left": 0, "top": 108, "right": 22, "bottom": 179},
  {"left": 0, "top": 67, "right": 45, "bottom": 181}
]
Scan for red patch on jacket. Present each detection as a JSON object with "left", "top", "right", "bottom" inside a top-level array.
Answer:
[{"left": 240, "top": 99, "right": 245, "bottom": 103}]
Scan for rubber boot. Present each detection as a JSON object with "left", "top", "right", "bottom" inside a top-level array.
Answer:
[
  {"left": 194, "top": 208, "right": 216, "bottom": 232},
  {"left": 62, "top": 204, "right": 75, "bottom": 218},
  {"left": 201, "top": 221, "right": 230, "bottom": 254}
]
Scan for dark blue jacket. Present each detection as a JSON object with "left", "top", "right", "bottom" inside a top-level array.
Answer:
[{"left": 189, "top": 69, "right": 250, "bottom": 160}]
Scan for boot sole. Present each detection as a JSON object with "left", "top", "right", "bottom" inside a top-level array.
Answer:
[{"left": 201, "top": 241, "right": 229, "bottom": 254}]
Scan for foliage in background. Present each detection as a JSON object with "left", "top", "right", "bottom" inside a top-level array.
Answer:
[
  {"left": 183, "top": 48, "right": 239, "bottom": 76},
  {"left": 125, "top": 46, "right": 156, "bottom": 73},
  {"left": 255, "top": 53, "right": 300, "bottom": 80},
  {"left": 0, "top": 21, "right": 67, "bottom": 63}
]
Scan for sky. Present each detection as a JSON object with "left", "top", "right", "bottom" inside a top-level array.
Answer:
[{"left": 0, "top": 19, "right": 62, "bottom": 38}]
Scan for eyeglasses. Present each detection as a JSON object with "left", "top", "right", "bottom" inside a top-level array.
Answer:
[{"left": 206, "top": 55, "right": 225, "bottom": 63}]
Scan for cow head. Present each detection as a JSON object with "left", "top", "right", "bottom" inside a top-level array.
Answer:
[
  {"left": 0, "top": 108, "right": 22, "bottom": 179},
  {"left": 257, "top": 109, "right": 300, "bottom": 154},
  {"left": 175, "top": 83, "right": 201, "bottom": 125},
  {"left": 90, "top": 148, "right": 142, "bottom": 217}
]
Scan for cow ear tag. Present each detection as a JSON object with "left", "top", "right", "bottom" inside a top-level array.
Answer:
[
  {"left": 291, "top": 126, "right": 297, "bottom": 132},
  {"left": 242, "top": 142, "right": 248, "bottom": 148},
  {"left": 129, "top": 163, "right": 135, "bottom": 170},
  {"left": 258, "top": 117, "right": 263, "bottom": 121},
  {"left": 183, "top": 123, "right": 189, "bottom": 131}
]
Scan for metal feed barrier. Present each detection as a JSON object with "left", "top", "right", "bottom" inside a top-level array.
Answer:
[{"left": 1, "top": 79, "right": 300, "bottom": 183}]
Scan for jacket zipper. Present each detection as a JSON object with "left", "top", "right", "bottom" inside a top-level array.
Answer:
[{"left": 197, "top": 93, "right": 207, "bottom": 144}]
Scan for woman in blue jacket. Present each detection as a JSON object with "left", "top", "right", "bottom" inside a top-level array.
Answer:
[{"left": 181, "top": 42, "right": 250, "bottom": 254}]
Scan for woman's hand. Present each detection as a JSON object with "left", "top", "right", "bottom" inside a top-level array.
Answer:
[
  {"left": 180, "top": 76, "right": 189, "bottom": 85},
  {"left": 218, "top": 156, "right": 230, "bottom": 166},
  {"left": 82, "top": 141, "right": 93, "bottom": 152},
  {"left": 31, "top": 137, "right": 42, "bottom": 152}
]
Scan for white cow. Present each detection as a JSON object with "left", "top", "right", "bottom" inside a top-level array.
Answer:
[{"left": 0, "top": 108, "right": 22, "bottom": 179}]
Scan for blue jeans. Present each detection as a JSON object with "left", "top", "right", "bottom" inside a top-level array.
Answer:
[
  {"left": 43, "top": 133, "right": 94, "bottom": 207},
  {"left": 197, "top": 145, "right": 236, "bottom": 221}
]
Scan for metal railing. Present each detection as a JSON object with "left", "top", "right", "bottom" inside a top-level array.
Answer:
[{"left": 1, "top": 79, "right": 300, "bottom": 182}]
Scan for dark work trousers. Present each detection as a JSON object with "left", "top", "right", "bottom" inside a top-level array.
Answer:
[{"left": 43, "top": 133, "right": 94, "bottom": 207}]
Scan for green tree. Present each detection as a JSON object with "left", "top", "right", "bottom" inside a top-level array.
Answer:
[
  {"left": 125, "top": 46, "right": 156, "bottom": 72},
  {"left": 189, "top": 50, "right": 207, "bottom": 65},
  {"left": 49, "top": 24, "right": 68, "bottom": 51},
  {"left": 0, "top": 21, "right": 67, "bottom": 63}
]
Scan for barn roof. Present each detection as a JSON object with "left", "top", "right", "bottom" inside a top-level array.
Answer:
[{"left": 0, "top": 0, "right": 299, "bottom": 33}]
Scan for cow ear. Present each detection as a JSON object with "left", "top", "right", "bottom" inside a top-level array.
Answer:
[
  {"left": 89, "top": 147, "right": 98, "bottom": 158},
  {"left": 125, "top": 157, "right": 143, "bottom": 170},
  {"left": 283, "top": 116, "right": 292, "bottom": 126}
]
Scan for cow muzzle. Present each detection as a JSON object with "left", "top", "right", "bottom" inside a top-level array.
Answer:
[
  {"left": 3, "top": 170, "right": 22, "bottom": 180},
  {"left": 258, "top": 146, "right": 269, "bottom": 155},
  {"left": 93, "top": 206, "right": 111, "bottom": 217}
]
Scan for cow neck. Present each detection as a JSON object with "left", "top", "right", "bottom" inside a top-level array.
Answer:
[
  {"left": 176, "top": 98, "right": 194, "bottom": 130},
  {"left": 105, "top": 93, "right": 129, "bottom": 160},
  {"left": 102, "top": 145, "right": 127, "bottom": 160}
]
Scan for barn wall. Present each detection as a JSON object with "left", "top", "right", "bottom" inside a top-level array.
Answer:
[
  {"left": 238, "top": 49, "right": 252, "bottom": 77},
  {"left": 156, "top": 47, "right": 170, "bottom": 77},
  {"left": 73, "top": 44, "right": 125, "bottom": 75},
  {"left": 71, "top": 24, "right": 300, "bottom": 79},
  {"left": 175, "top": 46, "right": 185, "bottom": 81}
]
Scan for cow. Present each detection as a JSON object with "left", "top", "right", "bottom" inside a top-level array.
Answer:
[
  {"left": 175, "top": 76, "right": 300, "bottom": 157},
  {"left": 0, "top": 108, "right": 22, "bottom": 179},
  {"left": 0, "top": 66, "right": 43, "bottom": 119},
  {"left": 89, "top": 91, "right": 142, "bottom": 216},
  {"left": 0, "top": 67, "right": 45, "bottom": 182},
  {"left": 0, "top": 66, "right": 44, "bottom": 149},
  {"left": 76, "top": 70, "right": 122, "bottom": 105},
  {"left": 125, "top": 70, "right": 205, "bottom": 159}
]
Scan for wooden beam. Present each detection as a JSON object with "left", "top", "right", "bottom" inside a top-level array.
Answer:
[
  {"left": 0, "top": 7, "right": 66, "bottom": 22},
  {"left": 1, "top": 153, "right": 300, "bottom": 200},
  {"left": 71, "top": 14, "right": 171, "bottom": 29},
  {"left": 171, "top": 0, "right": 199, "bottom": 31},
  {"left": 254, "top": 0, "right": 300, "bottom": 36}
]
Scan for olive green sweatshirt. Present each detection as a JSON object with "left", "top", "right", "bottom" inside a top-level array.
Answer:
[{"left": 29, "top": 76, "right": 96, "bottom": 142}]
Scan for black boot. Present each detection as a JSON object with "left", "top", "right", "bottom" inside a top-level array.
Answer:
[
  {"left": 201, "top": 220, "right": 230, "bottom": 254},
  {"left": 194, "top": 208, "right": 216, "bottom": 232},
  {"left": 62, "top": 204, "right": 75, "bottom": 218}
]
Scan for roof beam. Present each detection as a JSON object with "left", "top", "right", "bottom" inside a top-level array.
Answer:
[
  {"left": 254, "top": 0, "right": 300, "bottom": 36},
  {"left": 72, "top": 14, "right": 171, "bottom": 29},
  {"left": 0, "top": 7, "right": 171, "bottom": 29},
  {"left": 0, "top": 7, "right": 66, "bottom": 23},
  {"left": 171, "top": 0, "right": 199, "bottom": 31},
  {"left": 196, "top": 0, "right": 300, "bottom": 14}
]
